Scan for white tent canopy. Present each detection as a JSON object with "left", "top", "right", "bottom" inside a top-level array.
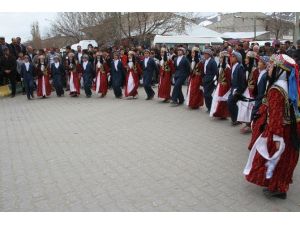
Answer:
[
  {"left": 221, "top": 31, "right": 270, "bottom": 39},
  {"left": 153, "top": 25, "right": 223, "bottom": 46},
  {"left": 153, "top": 35, "right": 223, "bottom": 45}
]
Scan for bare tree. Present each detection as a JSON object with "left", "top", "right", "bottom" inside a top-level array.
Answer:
[
  {"left": 31, "top": 21, "right": 42, "bottom": 49},
  {"left": 266, "top": 12, "right": 295, "bottom": 39},
  {"left": 116, "top": 12, "right": 193, "bottom": 45},
  {"left": 50, "top": 12, "right": 108, "bottom": 42}
]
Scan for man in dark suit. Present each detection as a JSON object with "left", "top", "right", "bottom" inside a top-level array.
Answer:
[
  {"left": 202, "top": 48, "right": 218, "bottom": 112},
  {"left": 250, "top": 56, "right": 269, "bottom": 121},
  {"left": 82, "top": 54, "right": 94, "bottom": 97},
  {"left": 227, "top": 51, "right": 247, "bottom": 125},
  {"left": 51, "top": 55, "right": 65, "bottom": 97},
  {"left": 141, "top": 49, "right": 158, "bottom": 100},
  {"left": 0, "top": 47, "right": 17, "bottom": 97},
  {"left": 170, "top": 47, "right": 190, "bottom": 106},
  {"left": 20, "top": 55, "right": 35, "bottom": 100},
  {"left": 110, "top": 51, "right": 125, "bottom": 98}
]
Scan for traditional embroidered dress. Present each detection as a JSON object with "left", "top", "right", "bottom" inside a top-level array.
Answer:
[
  {"left": 66, "top": 58, "right": 81, "bottom": 96},
  {"left": 244, "top": 55, "right": 300, "bottom": 197},
  {"left": 158, "top": 58, "right": 174, "bottom": 100},
  {"left": 94, "top": 60, "right": 109, "bottom": 97},
  {"left": 36, "top": 63, "right": 51, "bottom": 97},
  {"left": 186, "top": 60, "right": 204, "bottom": 109},
  {"left": 210, "top": 64, "right": 231, "bottom": 118},
  {"left": 124, "top": 61, "right": 142, "bottom": 97}
]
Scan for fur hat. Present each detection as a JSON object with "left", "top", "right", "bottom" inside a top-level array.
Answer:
[
  {"left": 232, "top": 51, "right": 242, "bottom": 63},
  {"left": 259, "top": 56, "right": 269, "bottom": 65},
  {"left": 203, "top": 48, "right": 213, "bottom": 56},
  {"left": 246, "top": 51, "right": 257, "bottom": 58}
]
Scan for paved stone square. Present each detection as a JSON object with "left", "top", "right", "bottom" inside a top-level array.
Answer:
[{"left": 0, "top": 86, "right": 299, "bottom": 211}]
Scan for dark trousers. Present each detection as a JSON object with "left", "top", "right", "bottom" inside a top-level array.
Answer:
[
  {"left": 24, "top": 77, "right": 34, "bottom": 99},
  {"left": 171, "top": 76, "right": 186, "bottom": 103},
  {"left": 144, "top": 83, "right": 155, "bottom": 98},
  {"left": 227, "top": 93, "right": 238, "bottom": 122},
  {"left": 83, "top": 74, "right": 92, "bottom": 96},
  {"left": 5, "top": 73, "right": 16, "bottom": 96},
  {"left": 143, "top": 74, "right": 155, "bottom": 98},
  {"left": 53, "top": 75, "right": 64, "bottom": 96},
  {"left": 203, "top": 75, "right": 215, "bottom": 112},
  {"left": 203, "top": 85, "right": 215, "bottom": 111},
  {"left": 112, "top": 84, "right": 122, "bottom": 97}
]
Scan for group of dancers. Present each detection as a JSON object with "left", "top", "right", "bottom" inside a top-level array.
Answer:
[{"left": 2, "top": 43, "right": 300, "bottom": 200}]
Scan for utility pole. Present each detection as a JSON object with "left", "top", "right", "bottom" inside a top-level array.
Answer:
[
  {"left": 294, "top": 12, "right": 300, "bottom": 45},
  {"left": 254, "top": 16, "right": 257, "bottom": 41}
]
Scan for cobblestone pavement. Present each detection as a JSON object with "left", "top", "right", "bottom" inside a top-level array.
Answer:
[{"left": 0, "top": 86, "right": 299, "bottom": 212}]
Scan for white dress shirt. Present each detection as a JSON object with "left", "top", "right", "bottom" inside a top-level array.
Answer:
[
  {"left": 144, "top": 57, "right": 149, "bottom": 68},
  {"left": 54, "top": 62, "right": 59, "bottom": 69},
  {"left": 231, "top": 62, "right": 238, "bottom": 79},
  {"left": 176, "top": 56, "right": 183, "bottom": 66},
  {"left": 83, "top": 61, "right": 88, "bottom": 70},
  {"left": 114, "top": 60, "right": 119, "bottom": 71},
  {"left": 25, "top": 62, "right": 30, "bottom": 71},
  {"left": 258, "top": 69, "right": 266, "bottom": 84},
  {"left": 204, "top": 57, "right": 211, "bottom": 74}
]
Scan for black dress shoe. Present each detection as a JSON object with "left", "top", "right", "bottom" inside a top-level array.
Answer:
[
  {"left": 170, "top": 101, "right": 179, "bottom": 106},
  {"left": 11, "top": 94, "right": 15, "bottom": 98},
  {"left": 231, "top": 121, "right": 242, "bottom": 126},
  {"left": 263, "top": 189, "right": 287, "bottom": 199}
]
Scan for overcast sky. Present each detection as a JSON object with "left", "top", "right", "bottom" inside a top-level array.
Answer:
[
  {"left": 0, "top": 12, "right": 216, "bottom": 43},
  {"left": 0, "top": 12, "right": 57, "bottom": 42}
]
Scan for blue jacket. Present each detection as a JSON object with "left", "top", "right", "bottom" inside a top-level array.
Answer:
[
  {"left": 203, "top": 58, "right": 218, "bottom": 85},
  {"left": 110, "top": 60, "right": 125, "bottom": 85},
  {"left": 51, "top": 63, "right": 65, "bottom": 78},
  {"left": 20, "top": 63, "right": 35, "bottom": 80},
  {"left": 174, "top": 56, "right": 190, "bottom": 79},
  {"left": 82, "top": 62, "right": 93, "bottom": 78},
  {"left": 231, "top": 63, "right": 247, "bottom": 95},
  {"left": 251, "top": 70, "right": 268, "bottom": 119},
  {"left": 141, "top": 57, "right": 158, "bottom": 85}
]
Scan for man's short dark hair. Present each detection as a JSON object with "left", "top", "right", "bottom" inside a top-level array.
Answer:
[
  {"left": 285, "top": 40, "right": 291, "bottom": 45},
  {"left": 265, "top": 42, "right": 271, "bottom": 47},
  {"left": 66, "top": 45, "right": 71, "bottom": 50}
]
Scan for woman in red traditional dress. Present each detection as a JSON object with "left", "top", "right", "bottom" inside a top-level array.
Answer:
[
  {"left": 210, "top": 51, "right": 231, "bottom": 119},
  {"left": 186, "top": 47, "right": 204, "bottom": 109},
  {"left": 124, "top": 51, "right": 142, "bottom": 99},
  {"left": 157, "top": 47, "right": 175, "bottom": 102},
  {"left": 94, "top": 52, "right": 109, "bottom": 97},
  {"left": 244, "top": 54, "right": 300, "bottom": 199},
  {"left": 65, "top": 52, "right": 81, "bottom": 97},
  {"left": 36, "top": 55, "right": 52, "bottom": 98},
  {"left": 238, "top": 51, "right": 260, "bottom": 133}
]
